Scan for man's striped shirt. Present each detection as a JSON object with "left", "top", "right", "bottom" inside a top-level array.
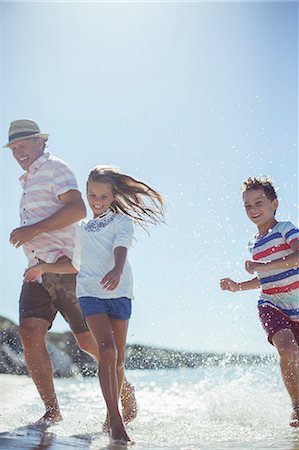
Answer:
[{"left": 19, "top": 151, "right": 79, "bottom": 267}]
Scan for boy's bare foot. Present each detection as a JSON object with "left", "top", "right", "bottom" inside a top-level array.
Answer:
[
  {"left": 33, "top": 409, "right": 62, "bottom": 428},
  {"left": 121, "top": 381, "right": 137, "bottom": 425},
  {"left": 290, "top": 407, "right": 299, "bottom": 427}
]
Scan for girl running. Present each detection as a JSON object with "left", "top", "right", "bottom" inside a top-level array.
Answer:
[{"left": 24, "top": 166, "right": 165, "bottom": 444}]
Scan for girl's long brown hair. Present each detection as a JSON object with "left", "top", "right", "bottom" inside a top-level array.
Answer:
[{"left": 87, "top": 166, "right": 166, "bottom": 226}]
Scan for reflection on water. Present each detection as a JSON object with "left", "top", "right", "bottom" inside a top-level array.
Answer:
[{"left": 0, "top": 366, "right": 299, "bottom": 449}]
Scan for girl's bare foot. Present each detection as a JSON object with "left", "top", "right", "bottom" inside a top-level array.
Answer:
[
  {"left": 110, "top": 418, "right": 132, "bottom": 446},
  {"left": 290, "top": 407, "right": 299, "bottom": 427},
  {"left": 121, "top": 381, "right": 137, "bottom": 425},
  {"left": 102, "top": 412, "right": 110, "bottom": 433},
  {"left": 33, "top": 408, "right": 62, "bottom": 428}
]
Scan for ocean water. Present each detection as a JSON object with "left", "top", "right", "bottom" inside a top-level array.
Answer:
[{"left": 0, "top": 364, "right": 299, "bottom": 450}]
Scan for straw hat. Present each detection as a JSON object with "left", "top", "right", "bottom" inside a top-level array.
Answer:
[{"left": 3, "top": 119, "right": 49, "bottom": 148}]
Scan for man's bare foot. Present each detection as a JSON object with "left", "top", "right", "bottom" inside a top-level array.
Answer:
[
  {"left": 121, "top": 380, "right": 137, "bottom": 425},
  {"left": 290, "top": 407, "right": 299, "bottom": 427},
  {"left": 33, "top": 409, "right": 62, "bottom": 428}
]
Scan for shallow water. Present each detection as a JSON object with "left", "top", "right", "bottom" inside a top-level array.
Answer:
[{"left": 0, "top": 365, "right": 299, "bottom": 449}]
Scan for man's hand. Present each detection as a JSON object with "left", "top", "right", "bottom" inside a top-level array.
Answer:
[
  {"left": 220, "top": 277, "right": 240, "bottom": 292},
  {"left": 100, "top": 268, "right": 122, "bottom": 291},
  {"left": 10, "top": 190, "right": 86, "bottom": 249},
  {"left": 245, "top": 260, "right": 268, "bottom": 274},
  {"left": 9, "top": 225, "right": 39, "bottom": 248}
]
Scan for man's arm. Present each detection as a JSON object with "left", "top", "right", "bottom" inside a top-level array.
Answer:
[{"left": 10, "top": 190, "right": 86, "bottom": 248}]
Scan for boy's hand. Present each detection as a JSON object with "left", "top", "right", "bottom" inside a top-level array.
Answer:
[
  {"left": 245, "top": 260, "right": 268, "bottom": 274},
  {"left": 100, "top": 268, "right": 122, "bottom": 291},
  {"left": 220, "top": 278, "right": 240, "bottom": 292},
  {"left": 24, "top": 264, "right": 46, "bottom": 282}
]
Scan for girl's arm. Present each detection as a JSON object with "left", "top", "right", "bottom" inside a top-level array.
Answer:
[
  {"left": 24, "top": 261, "right": 78, "bottom": 283},
  {"left": 220, "top": 277, "right": 260, "bottom": 292},
  {"left": 100, "top": 246, "right": 127, "bottom": 291},
  {"left": 245, "top": 240, "right": 299, "bottom": 274}
]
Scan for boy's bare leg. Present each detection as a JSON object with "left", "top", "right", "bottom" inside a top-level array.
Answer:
[
  {"left": 75, "top": 330, "right": 137, "bottom": 425},
  {"left": 19, "top": 317, "right": 62, "bottom": 425},
  {"left": 272, "top": 329, "right": 299, "bottom": 427}
]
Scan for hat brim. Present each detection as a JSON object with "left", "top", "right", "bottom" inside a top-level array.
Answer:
[{"left": 2, "top": 133, "right": 49, "bottom": 148}]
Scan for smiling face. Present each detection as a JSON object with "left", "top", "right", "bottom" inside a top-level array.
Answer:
[
  {"left": 243, "top": 188, "right": 278, "bottom": 233},
  {"left": 87, "top": 181, "right": 115, "bottom": 217},
  {"left": 9, "top": 137, "right": 45, "bottom": 171}
]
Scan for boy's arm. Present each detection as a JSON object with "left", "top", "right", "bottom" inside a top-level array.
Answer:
[
  {"left": 24, "top": 260, "right": 78, "bottom": 283},
  {"left": 101, "top": 246, "right": 128, "bottom": 291},
  {"left": 245, "top": 240, "right": 299, "bottom": 274},
  {"left": 220, "top": 277, "right": 260, "bottom": 292}
]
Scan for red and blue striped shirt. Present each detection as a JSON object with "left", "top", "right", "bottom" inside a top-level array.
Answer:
[{"left": 248, "top": 221, "right": 299, "bottom": 321}]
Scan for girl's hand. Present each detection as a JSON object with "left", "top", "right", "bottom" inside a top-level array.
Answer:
[
  {"left": 220, "top": 278, "right": 240, "bottom": 292},
  {"left": 24, "top": 264, "right": 46, "bottom": 283},
  {"left": 245, "top": 260, "right": 268, "bottom": 274},
  {"left": 100, "top": 268, "right": 122, "bottom": 291}
]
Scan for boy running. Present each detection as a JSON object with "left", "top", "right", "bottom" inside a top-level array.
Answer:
[{"left": 220, "top": 176, "right": 299, "bottom": 427}]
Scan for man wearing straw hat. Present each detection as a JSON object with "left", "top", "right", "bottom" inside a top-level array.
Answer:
[{"left": 4, "top": 119, "right": 137, "bottom": 427}]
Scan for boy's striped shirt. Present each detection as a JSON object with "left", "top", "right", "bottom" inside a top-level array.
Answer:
[{"left": 248, "top": 221, "right": 299, "bottom": 321}]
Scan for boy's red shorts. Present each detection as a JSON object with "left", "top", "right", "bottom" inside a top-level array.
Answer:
[{"left": 258, "top": 305, "right": 299, "bottom": 346}]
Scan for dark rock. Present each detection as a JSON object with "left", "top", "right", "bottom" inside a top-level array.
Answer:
[{"left": 0, "top": 315, "right": 277, "bottom": 377}]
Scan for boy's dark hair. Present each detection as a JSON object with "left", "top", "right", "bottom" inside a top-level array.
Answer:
[{"left": 241, "top": 176, "right": 277, "bottom": 201}]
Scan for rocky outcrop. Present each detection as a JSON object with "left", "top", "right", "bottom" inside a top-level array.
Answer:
[
  {"left": 0, "top": 316, "right": 277, "bottom": 377},
  {"left": 0, "top": 316, "right": 96, "bottom": 377}
]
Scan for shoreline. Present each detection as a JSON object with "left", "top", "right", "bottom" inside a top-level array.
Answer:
[{"left": 0, "top": 315, "right": 277, "bottom": 377}]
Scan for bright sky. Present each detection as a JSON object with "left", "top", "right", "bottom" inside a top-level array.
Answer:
[{"left": 0, "top": 2, "right": 298, "bottom": 355}]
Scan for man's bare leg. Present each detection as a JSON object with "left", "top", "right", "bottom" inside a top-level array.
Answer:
[
  {"left": 19, "top": 317, "right": 62, "bottom": 425},
  {"left": 75, "top": 330, "right": 137, "bottom": 426},
  {"left": 273, "top": 329, "right": 299, "bottom": 427}
]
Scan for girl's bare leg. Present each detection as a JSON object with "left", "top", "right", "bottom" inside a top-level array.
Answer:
[
  {"left": 102, "top": 318, "right": 137, "bottom": 431},
  {"left": 85, "top": 314, "right": 131, "bottom": 443},
  {"left": 110, "top": 319, "right": 137, "bottom": 424},
  {"left": 74, "top": 330, "right": 137, "bottom": 424},
  {"left": 121, "top": 378, "right": 138, "bottom": 425},
  {"left": 272, "top": 329, "right": 299, "bottom": 427}
]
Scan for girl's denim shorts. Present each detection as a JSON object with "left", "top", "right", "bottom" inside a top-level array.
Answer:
[{"left": 79, "top": 296, "right": 132, "bottom": 320}]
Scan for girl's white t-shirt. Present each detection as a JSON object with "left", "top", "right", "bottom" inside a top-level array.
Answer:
[{"left": 72, "top": 210, "right": 134, "bottom": 299}]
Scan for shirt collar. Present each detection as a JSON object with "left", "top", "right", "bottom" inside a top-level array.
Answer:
[
  {"left": 92, "top": 209, "right": 114, "bottom": 221},
  {"left": 19, "top": 152, "right": 51, "bottom": 187}
]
